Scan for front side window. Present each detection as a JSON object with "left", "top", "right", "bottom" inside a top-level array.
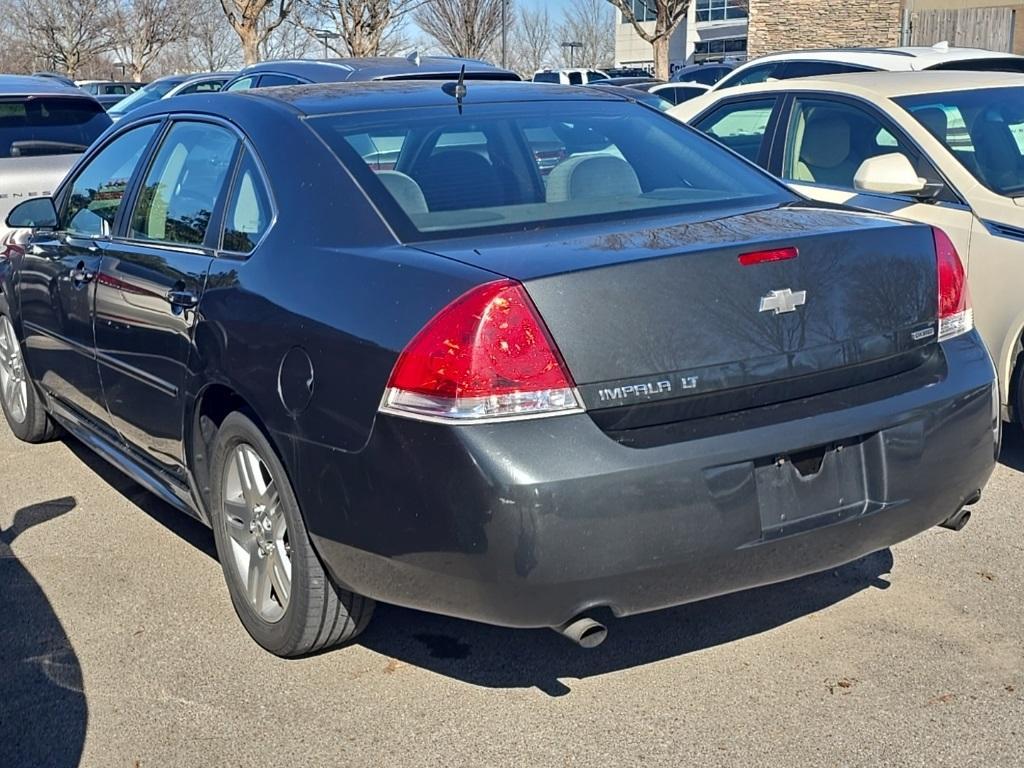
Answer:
[
  {"left": 782, "top": 97, "right": 922, "bottom": 190},
  {"left": 178, "top": 80, "right": 226, "bottom": 95},
  {"left": 225, "top": 76, "right": 257, "bottom": 92},
  {"left": 692, "top": 97, "right": 777, "bottom": 162},
  {"left": 0, "top": 97, "right": 110, "bottom": 158},
  {"left": 222, "top": 151, "right": 272, "bottom": 253},
  {"left": 62, "top": 123, "right": 158, "bottom": 237},
  {"left": 130, "top": 122, "right": 238, "bottom": 246},
  {"left": 310, "top": 100, "right": 792, "bottom": 239},
  {"left": 897, "top": 86, "right": 1024, "bottom": 197}
]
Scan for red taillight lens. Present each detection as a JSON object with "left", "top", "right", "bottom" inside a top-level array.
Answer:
[
  {"left": 933, "top": 227, "right": 972, "bottom": 341},
  {"left": 382, "top": 279, "right": 581, "bottom": 421},
  {"left": 738, "top": 246, "right": 798, "bottom": 266}
]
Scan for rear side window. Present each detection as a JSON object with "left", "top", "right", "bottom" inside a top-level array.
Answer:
[
  {"left": 533, "top": 72, "right": 560, "bottom": 84},
  {"left": 178, "top": 80, "right": 225, "bottom": 95},
  {"left": 309, "top": 100, "right": 791, "bottom": 239},
  {"left": 62, "top": 123, "right": 158, "bottom": 237},
  {"left": 781, "top": 61, "right": 873, "bottom": 78},
  {"left": 222, "top": 151, "right": 272, "bottom": 253},
  {"left": 130, "top": 121, "right": 239, "bottom": 246},
  {"left": 0, "top": 97, "right": 110, "bottom": 158},
  {"left": 257, "top": 74, "right": 303, "bottom": 88},
  {"left": 654, "top": 86, "right": 708, "bottom": 105},
  {"left": 692, "top": 97, "right": 777, "bottom": 162},
  {"left": 568, "top": 72, "right": 584, "bottom": 85}
]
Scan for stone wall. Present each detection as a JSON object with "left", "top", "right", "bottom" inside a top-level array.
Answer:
[{"left": 747, "top": 0, "right": 904, "bottom": 57}]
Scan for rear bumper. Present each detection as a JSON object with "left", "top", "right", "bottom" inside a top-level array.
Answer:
[{"left": 302, "top": 333, "right": 997, "bottom": 628}]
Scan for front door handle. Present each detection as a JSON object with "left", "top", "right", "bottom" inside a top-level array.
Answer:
[
  {"left": 166, "top": 290, "right": 199, "bottom": 309},
  {"left": 70, "top": 263, "right": 96, "bottom": 285}
]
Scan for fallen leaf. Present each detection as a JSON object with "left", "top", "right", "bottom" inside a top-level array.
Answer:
[{"left": 977, "top": 571, "right": 996, "bottom": 581}]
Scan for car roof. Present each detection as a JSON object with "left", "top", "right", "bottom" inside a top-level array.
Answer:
[
  {"left": 738, "top": 43, "right": 1023, "bottom": 71},
  {"left": 0, "top": 74, "right": 92, "bottom": 97},
  {"left": 700, "top": 69, "right": 1024, "bottom": 99},
  {"left": 238, "top": 56, "right": 519, "bottom": 82}
]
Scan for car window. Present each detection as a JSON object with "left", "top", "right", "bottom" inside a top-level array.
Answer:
[
  {"left": 343, "top": 131, "right": 407, "bottom": 170},
  {"left": 107, "top": 80, "right": 181, "bottom": 116},
  {"left": 310, "top": 100, "right": 792, "bottom": 239},
  {"left": 178, "top": 80, "right": 224, "bottom": 95},
  {"left": 225, "top": 76, "right": 256, "bottom": 92},
  {"left": 257, "top": 74, "right": 301, "bottom": 88},
  {"left": 717, "top": 62, "right": 782, "bottom": 89},
  {"left": 533, "top": 72, "right": 560, "bottom": 84},
  {"left": 62, "top": 123, "right": 158, "bottom": 237},
  {"left": 781, "top": 61, "right": 873, "bottom": 79},
  {"left": 692, "top": 97, "right": 777, "bottom": 162},
  {"left": 654, "top": 86, "right": 707, "bottom": 106},
  {"left": 568, "top": 72, "right": 583, "bottom": 86},
  {"left": 897, "top": 86, "right": 1024, "bottom": 196},
  {"left": 782, "top": 97, "right": 924, "bottom": 191},
  {"left": 0, "top": 97, "right": 111, "bottom": 158},
  {"left": 689, "top": 66, "right": 729, "bottom": 85},
  {"left": 588, "top": 71, "right": 608, "bottom": 81},
  {"left": 129, "top": 121, "right": 239, "bottom": 246},
  {"left": 222, "top": 151, "right": 272, "bottom": 253},
  {"left": 107, "top": 85, "right": 127, "bottom": 95}
]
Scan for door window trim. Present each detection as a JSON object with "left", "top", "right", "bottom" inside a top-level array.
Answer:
[{"left": 216, "top": 145, "right": 278, "bottom": 259}]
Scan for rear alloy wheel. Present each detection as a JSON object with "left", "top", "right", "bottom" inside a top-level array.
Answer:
[
  {"left": 210, "top": 412, "right": 373, "bottom": 656},
  {"left": 0, "top": 314, "right": 58, "bottom": 443}
]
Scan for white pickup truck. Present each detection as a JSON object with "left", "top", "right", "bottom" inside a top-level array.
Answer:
[{"left": 0, "top": 75, "right": 111, "bottom": 236}]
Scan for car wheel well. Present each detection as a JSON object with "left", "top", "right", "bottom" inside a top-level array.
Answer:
[
  {"left": 1009, "top": 335, "right": 1024, "bottom": 426},
  {"left": 189, "top": 384, "right": 265, "bottom": 518}
]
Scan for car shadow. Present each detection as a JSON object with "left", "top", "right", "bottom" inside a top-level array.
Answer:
[
  {"left": 61, "top": 436, "right": 894, "bottom": 696},
  {"left": 998, "top": 422, "right": 1024, "bottom": 472},
  {"left": 0, "top": 496, "right": 87, "bottom": 767}
]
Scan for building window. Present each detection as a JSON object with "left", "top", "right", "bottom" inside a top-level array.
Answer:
[
  {"left": 696, "top": 0, "right": 749, "bottom": 23},
  {"left": 626, "top": 0, "right": 657, "bottom": 23},
  {"left": 694, "top": 37, "right": 748, "bottom": 61}
]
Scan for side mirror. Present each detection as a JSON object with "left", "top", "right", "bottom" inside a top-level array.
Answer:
[
  {"left": 854, "top": 153, "right": 928, "bottom": 197},
  {"left": 5, "top": 197, "right": 58, "bottom": 229}
]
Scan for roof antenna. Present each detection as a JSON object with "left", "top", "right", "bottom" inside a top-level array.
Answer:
[
  {"left": 406, "top": 50, "right": 421, "bottom": 67},
  {"left": 443, "top": 64, "right": 468, "bottom": 114}
]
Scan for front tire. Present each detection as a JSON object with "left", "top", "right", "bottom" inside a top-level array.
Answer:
[
  {"left": 0, "top": 313, "right": 58, "bottom": 443},
  {"left": 210, "top": 412, "right": 373, "bottom": 656}
]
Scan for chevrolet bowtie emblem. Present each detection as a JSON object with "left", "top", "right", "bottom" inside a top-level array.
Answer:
[{"left": 759, "top": 288, "right": 807, "bottom": 315}]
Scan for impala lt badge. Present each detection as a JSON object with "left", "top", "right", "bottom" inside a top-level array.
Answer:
[{"left": 759, "top": 288, "right": 807, "bottom": 315}]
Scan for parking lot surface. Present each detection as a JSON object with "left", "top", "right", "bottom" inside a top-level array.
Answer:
[{"left": 1, "top": 422, "right": 1022, "bottom": 768}]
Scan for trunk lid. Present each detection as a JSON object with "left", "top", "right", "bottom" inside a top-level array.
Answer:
[{"left": 418, "top": 205, "right": 939, "bottom": 427}]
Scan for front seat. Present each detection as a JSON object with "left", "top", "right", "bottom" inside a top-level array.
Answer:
[
  {"left": 546, "top": 155, "right": 642, "bottom": 202},
  {"left": 413, "top": 150, "right": 505, "bottom": 212},
  {"left": 793, "top": 112, "right": 860, "bottom": 187}
]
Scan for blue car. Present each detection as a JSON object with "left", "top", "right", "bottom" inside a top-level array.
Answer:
[{"left": 1, "top": 81, "right": 997, "bottom": 656}]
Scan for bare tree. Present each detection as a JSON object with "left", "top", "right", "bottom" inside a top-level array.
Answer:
[
  {"left": 559, "top": 0, "right": 614, "bottom": 69},
  {"left": 14, "top": 0, "right": 116, "bottom": 77},
  {"left": 219, "top": 0, "right": 296, "bottom": 65},
  {"left": 262, "top": 16, "right": 318, "bottom": 59},
  {"left": 112, "top": 0, "right": 190, "bottom": 79},
  {"left": 299, "top": 0, "right": 418, "bottom": 57},
  {"left": 414, "top": 0, "right": 510, "bottom": 60},
  {"left": 181, "top": 1, "right": 243, "bottom": 71},
  {"left": 508, "top": 5, "right": 554, "bottom": 76},
  {"left": 606, "top": 0, "right": 689, "bottom": 79}
]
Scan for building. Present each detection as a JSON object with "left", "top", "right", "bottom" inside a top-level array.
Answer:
[
  {"left": 614, "top": 0, "right": 750, "bottom": 74},
  {"left": 615, "top": 0, "right": 1024, "bottom": 72}
]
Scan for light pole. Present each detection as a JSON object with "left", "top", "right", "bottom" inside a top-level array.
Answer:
[
  {"left": 501, "top": 0, "right": 508, "bottom": 69},
  {"left": 561, "top": 41, "right": 583, "bottom": 68},
  {"left": 313, "top": 29, "right": 341, "bottom": 59}
]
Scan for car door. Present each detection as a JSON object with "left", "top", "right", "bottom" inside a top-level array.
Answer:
[
  {"left": 17, "top": 122, "right": 159, "bottom": 430},
  {"left": 94, "top": 119, "right": 240, "bottom": 474},
  {"left": 776, "top": 94, "right": 974, "bottom": 260},
  {"left": 690, "top": 96, "right": 782, "bottom": 164}
]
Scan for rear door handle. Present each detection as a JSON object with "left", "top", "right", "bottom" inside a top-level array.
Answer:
[{"left": 166, "top": 290, "right": 199, "bottom": 309}]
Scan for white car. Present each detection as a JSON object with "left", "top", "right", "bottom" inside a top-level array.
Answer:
[
  {"left": 533, "top": 68, "right": 609, "bottom": 85},
  {"left": 674, "top": 70, "right": 1024, "bottom": 424}
]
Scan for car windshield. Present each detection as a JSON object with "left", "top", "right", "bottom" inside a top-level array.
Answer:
[
  {"left": 0, "top": 97, "right": 110, "bottom": 158},
  {"left": 108, "top": 79, "right": 181, "bottom": 116},
  {"left": 308, "top": 100, "right": 791, "bottom": 239},
  {"left": 897, "top": 86, "right": 1024, "bottom": 197}
]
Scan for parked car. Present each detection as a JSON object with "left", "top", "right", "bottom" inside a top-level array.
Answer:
[
  {"left": 674, "top": 69, "right": 1024, "bottom": 428},
  {"left": 533, "top": 68, "right": 609, "bottom": 85},
  {"left": 710, "top": 42, "right": 1024, "bottom": 94},
  {"left": 0, "top": 75, "right": 111, "bottom": 233},
  {"left": 76, "top": 80, "right": 144, "bottom": 110},
  {"left": 223, "top": 56, "right": 520, "bottom": 91},
  {"left": 107, "top": 73, "right": 235, "bottom": 121},
  {"left": 1, "top": 81, "right": 997, "bottom": 657},
  {"left": 673, "top": 61, "right": 737, "bottom": 85}
]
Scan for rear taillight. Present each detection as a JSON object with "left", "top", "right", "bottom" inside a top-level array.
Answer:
[
  {"left": 380, "top": 279, "right": 582, "bottom": 422},
  {"left": 934, "top": 227, "right": 973, "bottom": 341}
]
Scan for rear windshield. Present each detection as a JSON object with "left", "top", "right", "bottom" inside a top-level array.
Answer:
[
  {"left": 308, "top": 100, "right": 791, "bottom": 239},
  {"left": 0, "top": 97, "right": 110, "bottom": 158}
]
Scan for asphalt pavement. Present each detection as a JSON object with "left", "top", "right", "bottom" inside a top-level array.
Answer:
[{"left": 1, "top": 421, "right": 1021, "bottom": 767}]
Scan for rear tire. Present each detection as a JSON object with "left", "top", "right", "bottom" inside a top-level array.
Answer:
[
  {"left": 0, "top": 313, "right": 58, "bottom": 443},
  {"left": 210, "top": 411, "right": 373, "bottom": 657}
]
